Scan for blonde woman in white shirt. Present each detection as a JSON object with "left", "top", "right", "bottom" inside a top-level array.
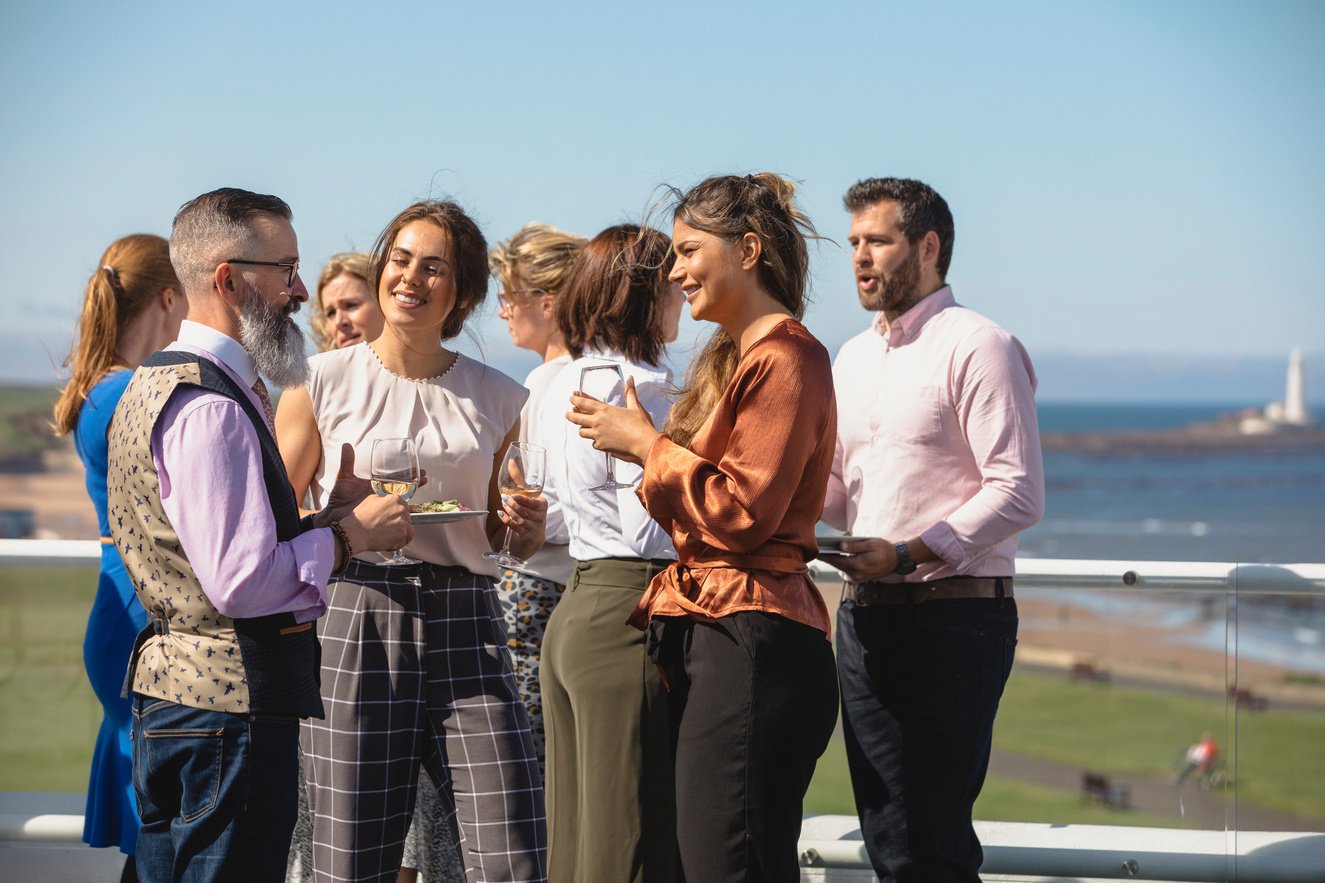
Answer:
[
  {"left": 538, "top": 224, "right": 686, "bottom": 883},
  {"left": 488, "top": 223, "right": 587, "bottom": 776}
]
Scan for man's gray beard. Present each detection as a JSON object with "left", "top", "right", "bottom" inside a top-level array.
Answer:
[{"left": 239, "top": 289, "right": 309, "bottom": 388}]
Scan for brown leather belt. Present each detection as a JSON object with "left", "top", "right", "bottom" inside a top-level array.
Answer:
[{"left": 845, "top": 576, "right": 1013, "bottom": 605}]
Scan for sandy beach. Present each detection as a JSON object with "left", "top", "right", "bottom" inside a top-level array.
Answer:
[
  {"left": 1016, "top": 592, "right": 1325, "bottom": 709},
  {"left": 0, "top": 444, "right": 98, "bottom": 540}
]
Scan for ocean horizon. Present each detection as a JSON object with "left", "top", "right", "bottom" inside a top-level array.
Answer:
[{"left": 1021, "top": 402, "right": 1324, "bottom": 567}]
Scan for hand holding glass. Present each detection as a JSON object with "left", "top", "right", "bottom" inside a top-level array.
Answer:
[
  {"left": 578, "top": 362, "right": 629, "bottom": 490},
  {"left": 371, "top": 438, "right": 420, "bottom": 565},
  {"left": 484, "top": 442, "right": 547, "bottom": 568}
]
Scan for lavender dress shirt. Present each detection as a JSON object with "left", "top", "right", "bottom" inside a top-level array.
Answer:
[
  {"left": 823, "top": 286, "right": 1044, "bottom": 579},
  {"left": 152, "top": 320, "right": 332, "bottom": 623}
]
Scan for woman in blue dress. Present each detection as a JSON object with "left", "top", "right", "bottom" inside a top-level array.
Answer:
[{"left": 53, "top": 233, "right": 188, "bottom": 881}]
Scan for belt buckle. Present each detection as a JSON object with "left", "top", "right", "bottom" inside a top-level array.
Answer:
[{"left": 851, "top": 582, "right": 895, "bottom": 606}]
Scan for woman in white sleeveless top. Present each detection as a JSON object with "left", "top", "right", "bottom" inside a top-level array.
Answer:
[
  {"left": 285, "top": 250, "right": 464, "bottom": 883},
  {"left": 276, "top": 201, "right": 548, "bottom": 883}
]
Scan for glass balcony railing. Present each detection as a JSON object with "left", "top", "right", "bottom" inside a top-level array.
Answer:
[{"left": 3, "top": 540, "right": 1324, "bottom": 880}]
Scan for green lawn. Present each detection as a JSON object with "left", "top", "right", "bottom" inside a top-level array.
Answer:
[
  {"left": 0, "top": 384, "right": 58, "bottom": 419},
  {"left": 0, "top": 384, "right": 61, "bottom": 464},
  {"left": 973, "top": 772, "right": 1181, "bottom": 827},
  {"left": 804, "top": 734, "right": 1190, "bottom": 828},
  {"left": 3, "top": 569, "right": 1323, "bottom": 828},
  {"left": 991, "top": 669, "right": 1325, "bottom": 819},
  {"left": 802, "top": 667, "right": 1325, "bottom": 825},
  {"left": 0, "top": 566, "right": 103, "bottom": 791}
]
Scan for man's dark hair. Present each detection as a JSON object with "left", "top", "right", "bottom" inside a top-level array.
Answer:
[{"left": 843, "top": 178, "right": 955, "bottom": 278}]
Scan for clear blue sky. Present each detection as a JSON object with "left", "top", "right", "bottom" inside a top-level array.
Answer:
[{"left": 2, "top": 0, "right": 1322, "bottom": 401}]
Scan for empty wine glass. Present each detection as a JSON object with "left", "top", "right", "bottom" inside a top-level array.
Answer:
[
  {"left": 578, "top": 361, "right": 629, "bottom": 490},
  {"left": 484, "top": 442, "right": 547, "bottom": 568},
  {"left": 371, "top": 437, "right": 420, "bottom": 565}
]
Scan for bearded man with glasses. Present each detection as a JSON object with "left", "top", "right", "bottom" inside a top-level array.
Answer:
[{"left": 106, "top": 188, "right": 414, "bottom": 882}]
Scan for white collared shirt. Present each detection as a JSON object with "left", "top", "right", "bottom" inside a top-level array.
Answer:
[
  {"left": 538, "top": 347, "right": 678, "bottom": 563},
  {"left": 173, "top": 320, "right": 259, "bottom": 389}
]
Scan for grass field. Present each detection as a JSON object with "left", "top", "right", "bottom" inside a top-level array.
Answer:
[
  {"left": 0, "top": 566, "right": 103, "bottom": 791},
  {"left": 3, "top": 564, "right": 1322, "bottom": 826},
  {"left": 0, "top": 384, "right": 59, "bottom": 419},
  {"left": 991, "top": 668, "right": 1325, "bottom": 819},
  {"left": 802, "top": 667, "right": 1325, "bottom": 823}
]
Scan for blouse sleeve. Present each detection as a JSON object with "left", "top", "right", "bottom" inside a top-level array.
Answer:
[{"left": 637, "top": 336, "right": 833, "bottom": 554}]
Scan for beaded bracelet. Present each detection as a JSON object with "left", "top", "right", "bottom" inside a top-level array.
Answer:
[{"left": 329, "top": 521, "right": 354, "bottom": 575}]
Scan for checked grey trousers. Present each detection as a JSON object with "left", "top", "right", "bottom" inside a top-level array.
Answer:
[{"left": 302, "top": 559, "right": 548, "bottom": 882}]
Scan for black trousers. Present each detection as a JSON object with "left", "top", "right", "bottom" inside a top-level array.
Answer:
[{"left": 654, "top": 612, "right": 839, "bottom": 883}]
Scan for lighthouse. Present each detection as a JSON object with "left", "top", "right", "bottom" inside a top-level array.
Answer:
[
  {"left": 1283, "top": 348, "right": 1311, "bottom": 425},
  {"left": 1261, "top": 348, "right": 1313, "bottom": 428}
]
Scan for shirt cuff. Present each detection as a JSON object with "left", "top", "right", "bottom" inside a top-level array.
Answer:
[
  {"left": 291, "top": 527, "right": 335, "bottom": 623},
  {"left": 920, "top": 521, "right": 966, "bottom": 571}
]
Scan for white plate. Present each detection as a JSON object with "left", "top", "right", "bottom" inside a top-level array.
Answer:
[
  {"left": 410, "top": 509, "right": 487, "bottom": 525},
  {"left": 815, "top": 535, "right": 878, "bottom": 557}
]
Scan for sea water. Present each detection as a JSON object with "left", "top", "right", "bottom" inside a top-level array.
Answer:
[
  {"left": 1028, "top": 402, "right": 1325, "bottom": 564},
  {"left": 1028, "top": 402, "right": 1325, "bottom": 673}
]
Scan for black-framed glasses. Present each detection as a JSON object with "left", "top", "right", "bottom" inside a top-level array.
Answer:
[
  {"left": 496, "top": 287, "right": 547, "bottom": 310},
  {"left": 226, "top": 258, "right": 300, "bottom": 287}
]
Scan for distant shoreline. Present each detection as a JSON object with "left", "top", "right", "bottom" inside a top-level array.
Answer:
[{"left": 1042, "top": 424, "right": 1325, "bottom": 454}]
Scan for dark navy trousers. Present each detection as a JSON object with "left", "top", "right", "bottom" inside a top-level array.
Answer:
[{"left": 836, "top": 596, "right": 1018, "bottom": 883}]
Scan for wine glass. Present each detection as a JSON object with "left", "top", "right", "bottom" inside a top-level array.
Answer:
[
  {"left": 371, "top": 437, "right": 420, "bottom": 565},
  {"left": 578, "top": 361, "right": 630, "bottom": 490},
  {"left": 484, "top": 442, "right": 547, "bottom": 568}
]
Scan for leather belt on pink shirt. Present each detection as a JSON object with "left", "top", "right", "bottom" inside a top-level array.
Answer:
[{"left": 846, "top": 576, "right": 1013, "bottom": 605}]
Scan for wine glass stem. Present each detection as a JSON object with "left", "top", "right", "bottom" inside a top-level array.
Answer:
[{"left": 603, "top": 452, "right": 615, "bottom": 483}]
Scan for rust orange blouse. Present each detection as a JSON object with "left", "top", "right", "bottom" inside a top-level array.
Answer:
[{"left": 629, "top": 318, "right": 837, "bottom": 638}]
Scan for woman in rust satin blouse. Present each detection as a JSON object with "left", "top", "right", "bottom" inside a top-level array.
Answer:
[{"left": 567, "top": 173, "right": 839, "bottom": 882}]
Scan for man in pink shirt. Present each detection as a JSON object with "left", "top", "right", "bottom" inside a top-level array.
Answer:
[
  {"left": 822, "top": 177, "right": 1044, "bottom": 882},
  {"left": 108, "top": 188, "right": 412, "bottom": 883}
]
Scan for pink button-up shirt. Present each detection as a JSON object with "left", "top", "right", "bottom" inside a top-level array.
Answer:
[
  {"left": 152, "top": 321, "right": 332, "bottom": 622},
  {"left": 823, "top": 287, "right": 1044, "bottom": 579}
]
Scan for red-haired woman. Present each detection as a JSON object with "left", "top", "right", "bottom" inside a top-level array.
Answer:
[{"left": 54, "top": 233, "right": 187, "bottom": 881}]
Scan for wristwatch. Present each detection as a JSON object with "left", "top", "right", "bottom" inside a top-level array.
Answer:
[{"left": 893, "top": 542, "right": 917, "bottom": 575}]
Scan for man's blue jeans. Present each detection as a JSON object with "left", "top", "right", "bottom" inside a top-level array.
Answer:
[
  {"left": 131, "top": 694, "right": 299, "bottom": 883},
  {"left": 836, "top": 596, "right": 1018, "bottom": 883}
]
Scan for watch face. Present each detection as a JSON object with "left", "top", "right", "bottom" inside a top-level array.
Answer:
[{"left": 894, "top": 543, "right": 917, "bottom": 574}]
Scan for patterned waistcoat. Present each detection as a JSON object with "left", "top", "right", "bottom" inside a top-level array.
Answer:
[{"left": 107, "top": 350, "right": 322, "bottom": 717}]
